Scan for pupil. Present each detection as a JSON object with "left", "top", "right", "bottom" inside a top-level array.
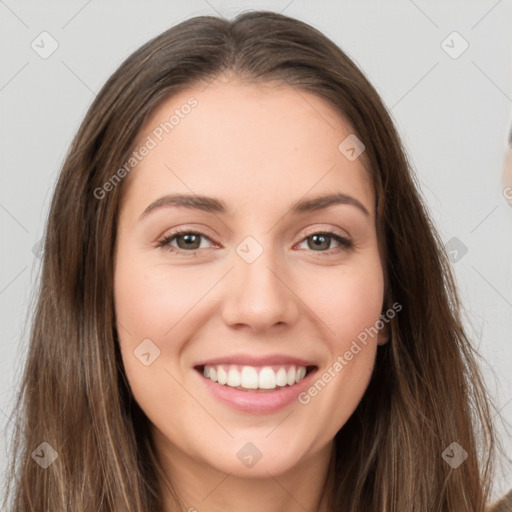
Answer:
[
  {"left": 311, "top": 234, "right": 329, "bottom": 250},
  {"left": 181, "top": 234, "right": 199, "bottom": 249}
]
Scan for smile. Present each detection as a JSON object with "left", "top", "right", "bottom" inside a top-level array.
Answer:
[
  {"left": 193, "top": 354, "right": 319, "bottom": 413},
  {"left": 200, "top": 364, "right": 312, "bottom": 391}
]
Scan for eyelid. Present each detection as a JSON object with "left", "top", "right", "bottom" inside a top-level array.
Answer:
[
  {"left": 156, "top": 227, "right": 217, "bottom": 251},
  {"left": 299, "top": 224, "right": 351, "bottom": 240},
  {"left": 155, "top": 224, "right": 216, "bottom": 243},
  {"left": 157, "top": 224, "right": 351, "bottom": 244},
  {"left": 156, "top": 224, "right": 354, "bottom": 256}
]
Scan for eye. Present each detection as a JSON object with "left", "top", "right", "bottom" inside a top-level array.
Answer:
[
  {"left": 156, "top": 229, "right": 214, "bottom": 254},
  {"left": 156, "top": 229, "right": 354, "bottom": 256},
  {"left": 296, "top": 232, "right": 353, "bottom": 254}
]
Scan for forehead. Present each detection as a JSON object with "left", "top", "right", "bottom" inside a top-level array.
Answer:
[{"left": 123, "top": 77, "right": 374, "bottom": 218}]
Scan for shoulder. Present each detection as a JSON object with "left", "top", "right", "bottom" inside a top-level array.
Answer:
[{"left": 487, "top": 488, "right": 512, "bottom": 512}]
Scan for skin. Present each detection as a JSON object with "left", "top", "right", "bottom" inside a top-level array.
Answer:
[{"left": 114, "top": 73, "right": 389, "bottom": 512}]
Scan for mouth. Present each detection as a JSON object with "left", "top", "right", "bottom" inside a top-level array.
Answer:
[
  {"left": 194, "top": 363, "right": 318, "bottom": 392},
  {"left": 193, "top": 354, "right": 320, "bottom": 414}
]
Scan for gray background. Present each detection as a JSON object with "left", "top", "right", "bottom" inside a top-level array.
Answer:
[{"left": 1, "top": 0, "right": 511, "bottom": 501}]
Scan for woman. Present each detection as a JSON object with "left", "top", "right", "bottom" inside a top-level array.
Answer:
[{"left": 2, "top": 10, "right": 507, "bottom": 511}]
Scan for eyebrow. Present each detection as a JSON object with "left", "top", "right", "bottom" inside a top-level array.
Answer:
[{"left": 139, "top": 191, "right": 370, "bottom": 221}]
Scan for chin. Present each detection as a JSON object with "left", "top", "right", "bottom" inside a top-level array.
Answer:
[
  {"left": 185, "top": 426, "right": 329, "bottom": 479},
  {"left": 208, "top": 444, "right": 315, "bottom": 479}
]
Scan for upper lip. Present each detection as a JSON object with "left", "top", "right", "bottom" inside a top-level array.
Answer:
[{"left": 194, "top": 354, "right": 317, "bottom": 368}]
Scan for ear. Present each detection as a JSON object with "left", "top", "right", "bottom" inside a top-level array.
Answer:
[{"left": 377, "top": 320, "right": 391, "bottom": 346}]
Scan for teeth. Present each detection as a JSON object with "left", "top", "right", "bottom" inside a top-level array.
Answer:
[
  {"left": 202, "top": 364, "right": 309, "bottom": 390},
  {"left": 276, "top": 367, "right": 288, "bottom": 387},
  {"left": 240, "top": 366, "right": 258, "bottom": 389},
  {"left": 287, "top": 366, "right": 296, "bottom": 386},
  {"left": 217, "top": 366, "right": 227, "bottom": 385},
  {"left": 227, "top": 366, "right": 241, "bottom": 387},
  {"left": 258, "top": 367, "right": 276, "bottom": 389}
]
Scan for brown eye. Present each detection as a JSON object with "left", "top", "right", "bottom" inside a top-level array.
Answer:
[
  {"left": 156, "top": 230, "right": 214, "bottom": 255},
  {"left": 298, "top": 232, "right": 353, "bottom": 253},
  {"left": 174, "top": 233, "right": 202, "bottom": 250},
  {"left": 308, "top": 234, "right": 332, "bottom": 251}
]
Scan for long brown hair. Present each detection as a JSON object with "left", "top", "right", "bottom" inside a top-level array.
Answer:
[{"left": 2, "top": 10, "right": 500, "bottom": 511}]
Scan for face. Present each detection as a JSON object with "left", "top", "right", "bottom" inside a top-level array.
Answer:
[{"left": 113, "top": 75, "right": 387, "bottom": 482}]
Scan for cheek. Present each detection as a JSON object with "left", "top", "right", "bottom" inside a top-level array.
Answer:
[
  {"left": 333, "top": 267, "right": 385, "bottom": 379},
  {"left": 299, "top": 261, "right": 384, "bottom": 348},
  {"left": 113, "top": 248, "right": 181, "bottom": 383},
  {"left": 294, "top": 261, "right": 384, "bottom": 418},
  {"left": 114, "top": 250, "right": 205, "bottom": 340},
  {"left": 113, "top": 248, "right": 222, "bottom": 389},
  {"left": 113, "top": 251, "right": 203, "bottom": 421}
]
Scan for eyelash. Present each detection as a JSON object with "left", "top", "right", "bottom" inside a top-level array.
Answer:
[{"left": 155, "top": 227, "right": 354, "bottom": 256}]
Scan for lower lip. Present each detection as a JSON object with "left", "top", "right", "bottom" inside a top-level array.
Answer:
[{"left": 196, "top": 368, "right": 318, "bottom": 414}]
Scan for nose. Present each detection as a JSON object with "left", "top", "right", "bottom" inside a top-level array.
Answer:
[{"left": 220, "top": 248, "right": 300, "bottom": 333}]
